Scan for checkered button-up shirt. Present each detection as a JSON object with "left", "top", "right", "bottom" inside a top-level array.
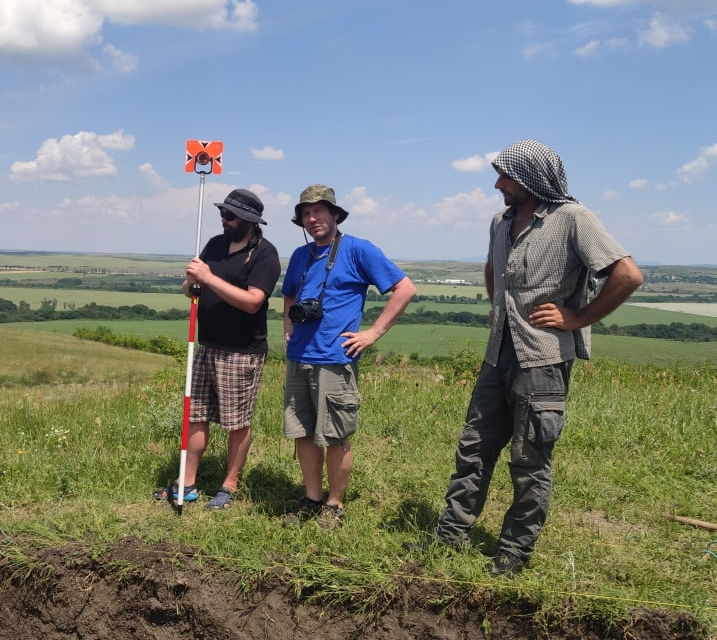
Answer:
[{"left": 484, "top": 201, "right": 628, "bottom": 368}]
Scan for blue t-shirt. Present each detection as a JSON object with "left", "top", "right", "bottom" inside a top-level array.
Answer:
[{"left": 282, "top": 234, "right": 406, "bottom": 364}]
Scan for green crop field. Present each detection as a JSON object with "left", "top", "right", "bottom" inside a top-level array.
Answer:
[
  {"left": 0, "top": 251, "right": 191, "bottom": 272},
  {"left": 2, "top": 253, "right": 717, "bottom": 371},
  {"left": 4, "top": 285, "right": 717, "bottom": 327},
  {"left": 6, "top": 318, "right": 717, "bottom": 367}
]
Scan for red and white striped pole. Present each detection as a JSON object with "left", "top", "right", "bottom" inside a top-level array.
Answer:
[{"left": 174, "top": 141, "right": 223, "bottom": 514}]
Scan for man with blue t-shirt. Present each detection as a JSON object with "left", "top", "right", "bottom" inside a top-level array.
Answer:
[{"left": 282, "top": 184, "right": 416, "bottom": 528}]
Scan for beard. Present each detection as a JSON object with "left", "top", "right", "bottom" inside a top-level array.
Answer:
[{"left": 224, "top": 219, "right": 253, "bottom": 242}]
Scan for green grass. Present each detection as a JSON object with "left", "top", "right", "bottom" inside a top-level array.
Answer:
[
  {"left": 5, "top": 318, "right": 717, "bottom": 367},
  {"left": 0, "top": 330, "right": 715, "bottom": 636},
  {"left": 0, "top": 327, "right": 172, "bottom": 399}
]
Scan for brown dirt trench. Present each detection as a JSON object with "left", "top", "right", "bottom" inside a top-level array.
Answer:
[{"left": 0, "top": 537, "right": 703, "bottom": 640}]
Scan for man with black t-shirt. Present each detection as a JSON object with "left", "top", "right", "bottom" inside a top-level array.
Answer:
[{"left": 153, "top": 188, "right": 281, "bottom": 510}]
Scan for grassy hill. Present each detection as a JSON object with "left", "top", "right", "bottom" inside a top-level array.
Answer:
[{"left": 0, "top": 328, "right": 714, "bottom": 637}]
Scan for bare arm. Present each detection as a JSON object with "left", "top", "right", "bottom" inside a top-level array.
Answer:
[
  {"left": 529, "top": 256, "right": 643, "bottom": 330},
  {"left": 283, "top": 296, "right": 296, "bottom": 348},
  {"left": 184, "top": 257, "right": 267, "bottom": 314},
  {"left": 340, "top": 276, "right": 417, "bottom": 357},
  {"left": 485, "top": 261, "right": 495, "bottom": 325},
  {"left": 485, "top": 261, "right": 495, "bottom": 304}
]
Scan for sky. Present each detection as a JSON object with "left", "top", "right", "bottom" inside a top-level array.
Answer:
[{"left": 1, "top": 0, "right": 716, "bottom": 265}]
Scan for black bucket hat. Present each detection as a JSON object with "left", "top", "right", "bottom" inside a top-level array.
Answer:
[{"left": 215, "top": 189, "right": 267, "bottom": 225}]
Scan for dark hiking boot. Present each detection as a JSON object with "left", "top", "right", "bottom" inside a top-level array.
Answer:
[{"left": 281, "top": 496, "right": 323, "bottom": 527}]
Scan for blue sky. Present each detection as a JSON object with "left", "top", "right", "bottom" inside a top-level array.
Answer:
[{"left": 1, "top": 0, "right": 716, "bottom": 265}]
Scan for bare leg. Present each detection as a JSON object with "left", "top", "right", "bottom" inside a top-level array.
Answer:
[
  {"left": 326, "top": 441, "right": 352, "bottom": 508},
  {"left": 183, "top": 421, "right": 209, "bottom": 486},
  {"left": 221, "top": 427, "right": 252, "bottom": 492},
  {"left": 295, "top": 436, "right": 325, "bottom": 502}
]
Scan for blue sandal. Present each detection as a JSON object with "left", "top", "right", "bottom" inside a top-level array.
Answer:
[
  {"left": 152, "top": 482, "right": 199, "bottom": 502},
  {"left": 205, "top": 487, "right": 234, "bottom": 510}
]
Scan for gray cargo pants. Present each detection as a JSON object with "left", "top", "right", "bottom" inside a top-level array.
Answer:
[{"left": 435, "top": 333, "right": 572, "bottom": 560}]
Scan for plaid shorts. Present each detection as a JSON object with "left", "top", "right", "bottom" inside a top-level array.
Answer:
[{"left": 190, "top": 345, "right": 266, "bottom": 431}]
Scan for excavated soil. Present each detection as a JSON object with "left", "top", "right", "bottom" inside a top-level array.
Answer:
[{"left": 0, "top": 537, "right": 705, "bottom": 640}]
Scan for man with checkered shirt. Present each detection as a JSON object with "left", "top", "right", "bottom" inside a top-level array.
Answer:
[{"left": 433, "top": 140, "right": 643, "bottom": 575}]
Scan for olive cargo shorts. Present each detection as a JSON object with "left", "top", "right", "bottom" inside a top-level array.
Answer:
[{"left": 283, "top": 360, "right": 361, "bottom": 447}]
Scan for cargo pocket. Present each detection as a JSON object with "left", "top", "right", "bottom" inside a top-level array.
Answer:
[
  {"left": 324, "top": 392, "right": 361, "bottom": 441},
  {"left": 526, "top": 393, "right": 566, "bottom": 445}
]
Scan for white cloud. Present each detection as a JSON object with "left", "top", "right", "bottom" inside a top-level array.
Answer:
[
  {"left": 706, "top": 18, "right": 717, "bottom": 32},
  {"left": 344, "top": 186, "right": 380, "bottom": 217},
  {"left": 29, "top": 182, "right": 309, "bottom": 257},
  {"left": 0, "top": 0, "right": 103, "bottom": 58},
  {"left": 574, "top": 40, "right": 601, "bottom": 56},
  {"left": 138, "top": 163, "right": 169, "bottom": 190},
  {"left": 247, "top": 184, "right": 292, "bottom": 209},
  {"left": 55, "top": 193, "right": 139, "bottom": 221},
  {"left": 629, "top": 178, "right": 649, "bottom": 189},
  {"left": 425, "top": 188, "right": 500, "bottom": 227},
  {"left": 103, "top": 43, "right": 138, "bottom": 73},
  {"left": 10, "top": 130, "right": 135, "bottom": 181},
  {"left": 93, "top": 0, "right": 258, "bottom": 30},
  {"left": 639, "top": 14, "right": 691, "bottom": 48},
  {"left": 605, "top": 37, "right": 630, "bottom": 49},
  {"left": 251, "top": 146, "right": 286, "bottom": 161},
  {"left": 97, "top": 130, "right": 135, "bottom": 150},
  {"left": 569, "top": 0, "right": 717, "bottom": 8},
  {"left": 0, "top": 0, "right": 257, "bottom": 62},
  {"left": 522, "top": 42, "right": 556, "bottom": 59},
  {"left": 0, "top": 201, "right": 21, "bottom": 212},
  {"left": 451, "top": 152, "right": 499, "bottom": 173},
  {"left": 650, "top": 211, "right": 688, "bottom": 227},
  {"left": 677, "top": 142, "right": 717, "bottom": 182},
  {"left": 574, "top": 37, "right": 628, "bottom": 56}
]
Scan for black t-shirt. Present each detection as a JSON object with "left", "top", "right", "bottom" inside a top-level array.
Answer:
[{"left": 197, "top": 234, "right": 281, "bottom": 353}]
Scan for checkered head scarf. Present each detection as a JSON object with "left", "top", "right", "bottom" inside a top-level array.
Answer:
[{"left": 492, "top": 139, "right": 578, "bottom": 204}]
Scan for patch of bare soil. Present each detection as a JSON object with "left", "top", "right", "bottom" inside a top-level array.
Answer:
[{"left": 0, "top": 537, "right": 704, "bottom": 640}]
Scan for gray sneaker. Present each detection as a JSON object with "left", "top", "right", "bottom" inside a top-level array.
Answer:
[
  {"left": 316, "top": 503, "right": 345, "bottom": 530},
  {"left": 281, "top": 496, "right": 323, "bottom": 527}
]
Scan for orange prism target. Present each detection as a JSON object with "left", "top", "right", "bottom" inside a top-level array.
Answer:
[{"left": 185, "top": 140, "right": 223, "bottom": 174}]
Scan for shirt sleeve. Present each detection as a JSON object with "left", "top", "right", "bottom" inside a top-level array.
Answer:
[
  {"left": 571, "top": 209, "right": 629, "bottom": 275},
  {"left": 247, "top": 243, "right": 281, "bottom": 296},
  {"left": 281, "top": 247, "right": 307, "bottom": 298},
  {"left": 354, "top": 239, "right": 406, "bottom": 294}
]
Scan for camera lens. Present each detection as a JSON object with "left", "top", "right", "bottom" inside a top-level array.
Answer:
[{"left": 288, "top": 304, "right": 305, "bottom": 323}]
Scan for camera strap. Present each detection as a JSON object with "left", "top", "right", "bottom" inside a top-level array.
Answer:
[{"left": 295, "top": 232, "right": 343, "bottom": 303}]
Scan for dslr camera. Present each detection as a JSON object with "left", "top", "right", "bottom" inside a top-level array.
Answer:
[{"left": 288, "top": 298, "right": 324, "bottom": 323}]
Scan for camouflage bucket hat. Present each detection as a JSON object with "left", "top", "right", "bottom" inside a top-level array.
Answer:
[{"left": 292, "top": 184, "right": 349, "bottom": 227}]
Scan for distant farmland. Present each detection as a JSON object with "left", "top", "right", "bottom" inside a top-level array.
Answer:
[{"left": 628, "top": 302, "right": 717, "bottom": 318}]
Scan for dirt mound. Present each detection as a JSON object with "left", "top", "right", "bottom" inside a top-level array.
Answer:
[{"left": 0, "top": 537, "right": 703, "bottom": 640}]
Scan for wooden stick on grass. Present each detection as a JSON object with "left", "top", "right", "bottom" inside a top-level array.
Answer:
[{"left": 662, "top": 513, "right": 717, "bottom": 531}]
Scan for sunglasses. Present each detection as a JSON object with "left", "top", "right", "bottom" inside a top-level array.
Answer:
[{"left": 219, "top": 208, "right": 239, "bottom": 221}]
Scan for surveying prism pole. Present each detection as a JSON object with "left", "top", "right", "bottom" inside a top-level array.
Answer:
[{"left": 173, "top": 140, "right": 223, "bottom": 515}]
